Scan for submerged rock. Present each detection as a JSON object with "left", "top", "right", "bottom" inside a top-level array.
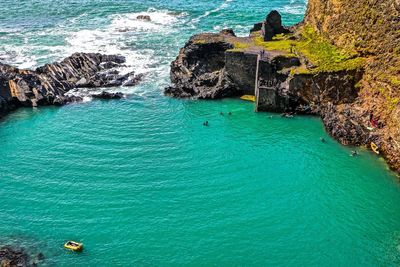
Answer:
[
  {"left": 0, "top": 245, "right": 44, "bottom": 267},
  {"left": 0, "top": 53, "right": 142, "bottom": 118}
]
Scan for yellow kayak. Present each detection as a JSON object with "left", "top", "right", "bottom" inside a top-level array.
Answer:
[
  {"left": 371, "top": 142, "right": 380, "bottom": 155},
  {"left": 240, "top": 95, "right": 256, "bottom": 102},
  {"left": 64, "top": 241, "right": 83, "bottom": 252}
]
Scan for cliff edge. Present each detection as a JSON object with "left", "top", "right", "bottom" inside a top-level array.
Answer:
[
  {"left": 304, "top": 0, "right": 400, "bottom": 172},
  {"left": 166, "top": 2, "right": 400, "bottom": 173}
]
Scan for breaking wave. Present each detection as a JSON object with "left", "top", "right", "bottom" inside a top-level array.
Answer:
[
  {"left": 191, "top": 0, "right": 233, "bottom": 24},
  {"left": 0, "top": 8, "right": 187, "bottom": 81}
]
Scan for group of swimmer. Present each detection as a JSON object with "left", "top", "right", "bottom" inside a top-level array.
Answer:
[
  {"left": 203, "top": 112, "right": 233, "bottom": 126},
  {"left": 203, "top": 112, "right": 361, "bottom": 157}
]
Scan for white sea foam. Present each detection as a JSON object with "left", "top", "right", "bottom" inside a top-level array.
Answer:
[
  {"left": 64, "top": 9, "right": 186, "bottom": 76},
  {"left": 110, "top": 8, "right": 186, "bottom": 32},
  {"left": 280, "top": 0, "right": 306, "bottom": 15},
  {"left": 191, "top": 0, "right": 233, "bottom": 24},
  {"left": 1, "top": 8, "right": 186, "bottom": 98},
  {"left": 0, "top": 45, "right": 38, "bottom": 69}
]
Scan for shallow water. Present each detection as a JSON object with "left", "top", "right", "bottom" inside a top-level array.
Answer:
[{"left": 1, "top": 0, "right": 400, "bottom": 266}]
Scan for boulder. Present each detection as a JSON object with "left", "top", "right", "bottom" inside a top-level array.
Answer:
[
  {"left": 266, "top": 10, "right": 285, "bottom": 34},
  {"left": 250, "top": 22, "right": 263, "bottom": 33},
  {"left": 219, "top": 29, "right": 236, "bottom": 37},
  {"left": 136, "top": 15, "right": 151, "bottom": 21},
  {"left": 262, "top": 10, "right": 289, "bottom": 41}
]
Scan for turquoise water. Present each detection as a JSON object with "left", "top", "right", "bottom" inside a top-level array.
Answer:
[{"left": 1, "top": 0, "right": 400, "bottom": 266}]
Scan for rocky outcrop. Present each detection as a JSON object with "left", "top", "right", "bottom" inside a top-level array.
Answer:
[
  {"left": 0, "top": 246, "right": 44, "bottom": 267},
  {"left": 165, "top": 33, "right": 240, "bottom": 99},
  {"left": 0, "top": 53, "right": 142, "bottom": 118},
  {"left": 166, "top": 8, "right": 400, "bottom": 173}
]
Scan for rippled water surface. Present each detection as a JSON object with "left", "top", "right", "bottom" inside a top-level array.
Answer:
[{"left": 1, "top": 0, "right": 400, "bottom": 266}]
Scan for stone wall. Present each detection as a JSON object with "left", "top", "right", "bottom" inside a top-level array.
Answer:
[{"left": 225, "top": 51, "right": 258, "bottom": 95}]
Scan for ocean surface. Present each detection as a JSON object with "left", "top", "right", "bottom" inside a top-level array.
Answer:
[{"left": 1, "top": 0, "right": 400, "bottom": 266}]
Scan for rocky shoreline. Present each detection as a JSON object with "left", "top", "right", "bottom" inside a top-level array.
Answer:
[
  {"left": 165, "top": 9, "right": 400, "bottom": 174},
  {"left": 0, "top": 53, "right": 142, "bottom": 119}
]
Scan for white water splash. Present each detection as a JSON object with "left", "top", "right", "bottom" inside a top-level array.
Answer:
[
  {"left": 280, "top": 0, "right": 306, "bottom": 15},
  {"left": 1, "top": 8, "right": 186, "bottom": 76},
  {"left": 191, "top": 0, "right": 233, "bottom": 24}
]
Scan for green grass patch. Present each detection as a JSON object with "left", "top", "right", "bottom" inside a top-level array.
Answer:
[
  {"left": 229, "top": 40, "right": 252, "bottom": 51},
  {"left": 253, "top": 26, "right": 365, "bottom": 73},
  {"left": 253, "top": 35, "right": 296, "bottom": 53},
  {"left": 390, "top": 76, "right": 400, "bottom": 87}
]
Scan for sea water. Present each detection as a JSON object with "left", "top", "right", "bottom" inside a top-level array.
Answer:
[{"left": 1, "top": 0, "right": 400, "bottom": 266}]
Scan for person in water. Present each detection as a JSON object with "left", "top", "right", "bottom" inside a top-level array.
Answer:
[
  {"left": 220, "top": 112, "right": 224, "bottom": 116},
  {"left": 351, "top": 150, "right": 358, "bottom": 157},
  {"left": 320, "top": 137, "right": 326, "bottom": 143},
  {"left": 228, "top": 112, "right": 232, "bottom": 116},
  {"left": 203, "top": 121, "right": 209, "bottom": 126}
]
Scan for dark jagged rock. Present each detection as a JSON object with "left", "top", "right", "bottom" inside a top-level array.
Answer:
[
  {"left": 250, "top": 22, "right": 263, "bottom": 33},
  {"left": 136, "top": 15, "right": 151, "bottom": 21},
  {"left": 219, "top": 29, "right": 236, "bottom": 37},
  {"left": 261, "top": 10, "right": 290, "bottom": 41},
  {"left": 0, "top": 53, "right": 142, "bottom": 118},
  {"left": 91, "top": 91, "right": 124, "bottom": 100},
  {"left": 0, "top": 245, "right": 44, "bottom": 267},
  {"left": 165, "top": 33, "right": 240, "bottom": 99},
  {"left": 123, "top": 73, "right": 144, "bottom": 86}
]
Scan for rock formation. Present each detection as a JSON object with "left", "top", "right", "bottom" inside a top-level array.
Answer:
[
  {"left": 261, "top": 10, "right": 289, "bottom": 41},
  {"left": 0, "top": 53, "right": 142, "bottom": 118},
  {"left": 165, "top": 33, "right": 239, "bottom": 99},
  {"left": 166, "top": 7, "right": 400, "bottom": 174}
]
